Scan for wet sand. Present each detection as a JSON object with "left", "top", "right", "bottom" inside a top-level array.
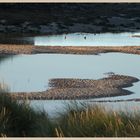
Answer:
[
  {"left": 0, "top": 44, "right": 140, "bottom": 55},
  {"left": 9, "top": 75, "right": 139, "bottom": 100}
]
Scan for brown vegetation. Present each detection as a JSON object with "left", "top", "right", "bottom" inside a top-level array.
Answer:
[
  {"left": 0, "top": 44, "right": 34, "bottom": 54},
  {"left": 0, "top": 44, "right": 140, "bottom": 55}
]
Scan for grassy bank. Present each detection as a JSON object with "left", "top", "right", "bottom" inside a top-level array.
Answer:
[
  {"left": 56, "top": 104, "right": 140, "bottom": 137},
  {"left": 1, "top": 93, "right": 140, "bottom": 137}
]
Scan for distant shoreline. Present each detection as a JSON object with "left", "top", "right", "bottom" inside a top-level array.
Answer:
[{"left": 0, "top": 4, "right": 140, "bottom": 35}]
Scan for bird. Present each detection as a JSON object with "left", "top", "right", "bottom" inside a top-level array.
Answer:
[{"left": 84, "top": 36, "right": 86, "bottom": 40}]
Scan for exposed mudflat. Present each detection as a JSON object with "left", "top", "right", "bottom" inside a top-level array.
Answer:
[
  {"left": 1, "top": 44, "right": 140, "bottom": 55},
  {"left": 9, "top": 75, "right": 139, "bottom": 100}
]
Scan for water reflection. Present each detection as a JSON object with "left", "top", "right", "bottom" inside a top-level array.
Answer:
[
  {"left": 0, "top": 33, "right": 34, "bottom": 45},
  {"left": 0, "top": 55, "right": 15, "bottom": 65},
  {"left": 34, "top": 32, "right": 140, "bottom": 46}
]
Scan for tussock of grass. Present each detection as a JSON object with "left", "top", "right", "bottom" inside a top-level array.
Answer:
[
  {"left": 0, "top": 93, "right": 54, "bottom": 137},
  {"left": 1, "top": 93, "right": 140, "bottom": 137},
  {"left": 55, "top": 104, "right": 140, "bottom": 137}
]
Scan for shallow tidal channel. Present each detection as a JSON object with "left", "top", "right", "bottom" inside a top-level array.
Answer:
[
  {"left": 34, "top": 32, "right": 140, "bottom": 46},
  {"left": 1, "top": 32, "right": 140, "bottom": 117}
]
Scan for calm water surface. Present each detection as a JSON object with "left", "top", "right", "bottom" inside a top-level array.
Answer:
[{"left": 34, "top": 32, "right": 140, "bottom": 46}]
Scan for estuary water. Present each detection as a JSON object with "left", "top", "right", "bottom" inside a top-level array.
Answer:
[
  {"left": 34, "top": 32, "right": 140, "bottom": 46},
  {"left": 1, "top": 32, "right": 140, "bottom": 117},
  {"left": 0, "top": 53, "right": 140, "bottom": 94}
]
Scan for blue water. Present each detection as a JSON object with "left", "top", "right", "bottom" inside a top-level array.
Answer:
[{"left": 34, "top": 32, "right": 140, "bottom": 46}]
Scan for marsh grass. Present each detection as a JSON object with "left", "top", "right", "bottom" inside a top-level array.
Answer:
[
  {"left": 0, "top": 93, "right": 55, "bottom": 137},
  {"left": 55, "top": 103, "right": 140, "bottom": 137},
  {"left": 0, "top": 82, "right": 10, "bottom": 93},
  {"left": 1, "top": 94, "right": 140, "bottom": 137}
]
